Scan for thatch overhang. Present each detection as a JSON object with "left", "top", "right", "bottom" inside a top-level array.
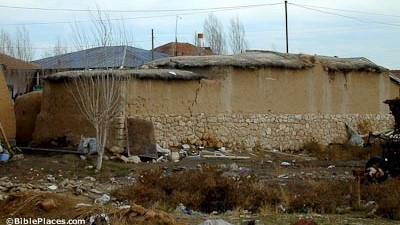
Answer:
[
  {"left": 144, "top": 51, "right": 387, "bottom": 73},
  {"left": 43, "top": 69, "right": 205, "bottom": 82}
]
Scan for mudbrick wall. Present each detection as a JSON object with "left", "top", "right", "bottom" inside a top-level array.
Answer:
[{"left": 121, "top": 113, "right": 394, "bottom": 151}]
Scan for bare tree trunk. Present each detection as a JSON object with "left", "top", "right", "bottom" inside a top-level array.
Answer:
[{"left": 65, "top": 72, "right": 127, "bottom": 171}]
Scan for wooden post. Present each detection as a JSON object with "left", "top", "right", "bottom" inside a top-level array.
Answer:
[{"left": 352, "top": 169, "right": 364, "bottom": 208}]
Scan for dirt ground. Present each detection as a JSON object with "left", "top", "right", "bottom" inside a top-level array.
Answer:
[{"left": 0, "top": 149, "right": 398, "bottom": 225}]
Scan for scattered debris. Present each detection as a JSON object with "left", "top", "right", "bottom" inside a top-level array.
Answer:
[
  {"left": 47, "top": 185, "right": 58, "bottom": 190},
  {"left": 109, "top": 146, "right": 124, "bottom": 154},
  {"left": 199, "top": 219, "right": 233, "bottom": 225},
  {"left": 182, "top": 144, "right": 191, "bottom": 149},
  {"left": 170, "top": 152, "right": 180, "bottom": 162},
  {"left": 157, "top": 144, "right": 171, "bottom": 155},
  {"left": 119, "top": 155, "right": 141, "bottom": 163},
  {"left": 77, "top": 136, "right": 97, "bottom": 154},
  {"left": 95, "top": 194, "right": 111, "bottom": 204},
  {"left": 10, "top": 153, "right": 24, "bottom": 161},
  {"left": 278, "top": 174, "right": 289, "bottom": 179},
  {"left": 75, "top": 203, "right": 92, "bottom": 208},
  {"left": 178, "top": 203, "right": 193, "bottom": 215},
  {"left": 345, "top": 124, "right": 364, "bottom": 146},
  {"left": 0, "top": 151, "right": 9, "bottom": 162},
  {"left": 328, "top": 165, "right": 335, "bottom": 169},
  {"left": 89, "top": 213, "right": 110, "bottom": 225}
]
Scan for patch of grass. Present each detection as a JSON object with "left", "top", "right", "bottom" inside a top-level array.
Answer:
[
  {"left": 112, "top": 167, "right": 354, "bottom": 215},
  {"left": 283, "top": 180, "right": 351, "bottom": 214},
  {"left": 112, "top": 166, "right": 281, "bottom": 213},
  {"left": 305, "top": 140, "right": 381, "bottom": 161},
  {"left": 361, "top": 179, "right": 400, "bottom": 220}
]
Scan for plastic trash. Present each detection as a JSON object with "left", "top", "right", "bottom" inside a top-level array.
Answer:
[
  {"left": 95, "top": 194, "right": 111, "bottom": 204},
  {"left": 78, "top": 137, "right": 97, "bottom": 154},
  {"left": 199, "top": 219, "right": 233, "bottom": 225}
]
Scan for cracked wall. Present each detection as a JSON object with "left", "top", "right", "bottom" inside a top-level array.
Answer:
[{"left": 32, "top": 65, "right": 399, "bottom": 151}]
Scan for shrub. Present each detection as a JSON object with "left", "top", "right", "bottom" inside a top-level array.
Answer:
[
  {"left": 361, "top": 179, "right": 400, "bottom": 220},
  {"left": 112, "top": 166, "right": 282, "bottom": 213},
  {"left": 284, "top": 180, "right": 351, "bottom": 214}
]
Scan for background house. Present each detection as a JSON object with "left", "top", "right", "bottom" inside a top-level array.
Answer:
[
  {"left": 32, "top": 52, "right": 399, "bottom": 152},
  {"left": 0, "top": 53, "right": 41, "bottom": 99},
  {"left": 33, "top": 45, "right": 169, "bottom": 70},
  {"left": 154, "top": 42, "right": 214, "bottom": 57}
]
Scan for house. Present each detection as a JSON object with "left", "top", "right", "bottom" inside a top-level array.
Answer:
[
  {"left": 32, "top": 45, "right": 169, "bottom": 70},
  {"left": 0, "top": 64, "right": 16, "bottom": 144},
  {"left": 0, "top": 53, "right": 41, "bottom": 99},
  {"left": 154, "top": 42, "right": 214, "bottom": 57},
  {"left": 32, "top": 51, "right": 398, "bottom": 152}
]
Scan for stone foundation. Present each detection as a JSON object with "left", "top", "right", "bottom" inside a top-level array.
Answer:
[{"left": 117, "top": 114, "right": 394, "bottom": 152}]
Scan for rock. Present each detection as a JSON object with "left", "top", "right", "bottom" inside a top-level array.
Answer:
[
  {"left": 120, "top": 155, "right": 130, "bottom": 163},
  {"left": 46, "top": 175, "right": 56, "bottom": 183},
  {"left": 89, "top": 189, "right": 102, "bottom": 194},
  {"left": 0, "top": 194, "right": 7, "bottom": 200},
  {"left": 170, "top": 152, "right": 180, "bottom": 162},
  {"left": 10, "top": 154, "right": 24, "bottom": 161},
  {"left": 109, "top": 146, "right": 125, "bottom": 154},
  {"left": 83, "top": 176, "right": 96, "bottom": 182},
  {"left": 229, "top": 163, "right": 239, "bottom": 171},
  {"left": 127, "top": 156, "right": 141, "bottom": 164},
  {"left": 157, "top": 144, "right": 171, "bottom": 155},
  {"left": 40, "top": 198, "right": 57, "bottom": 211},
  {"left": 281, "top": 162, "right": 291, "bottom": 166},
  {"left": 80, "top": 155, "right": 87, "bottom": 160}
]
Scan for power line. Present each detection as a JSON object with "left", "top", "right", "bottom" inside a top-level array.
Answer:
[
  {"left": 288, "top": 3, "right": 400, "bottom": 18},
  {"left": 0, "top": 4, "right": 283, "bottom": 26},
  {"left": 289, "top": 3, "right": 400, "bottom": 27},
  {"left": 0, "top": 3, "right": 282, "bottom": 13}
]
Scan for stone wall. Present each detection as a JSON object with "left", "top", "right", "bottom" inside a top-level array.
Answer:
[{"left": 124, "top": 113, "right": 394, "bottom": 151}]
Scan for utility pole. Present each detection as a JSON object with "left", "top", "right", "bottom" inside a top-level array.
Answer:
[
  {"left": 285, "top": 0, "right": 289, "bottom": 53},
  {"left": 151, "top": 29, "right": 154, "bottom": 60},
  {"left": 175, "top": 15, "right": 179, "bottom": 56}
]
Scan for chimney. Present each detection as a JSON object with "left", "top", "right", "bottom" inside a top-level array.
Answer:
[{"left": 197, "top": 33, "right": 204, "bottom": 48}]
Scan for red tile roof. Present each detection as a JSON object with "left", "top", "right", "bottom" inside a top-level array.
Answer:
[{"left": 154, "top": 42, "right": 214, "bottom": 57}]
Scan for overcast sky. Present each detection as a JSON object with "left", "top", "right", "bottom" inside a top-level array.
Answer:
[{"left": 0, "top": 0, "right": 399, "bottom": 69}]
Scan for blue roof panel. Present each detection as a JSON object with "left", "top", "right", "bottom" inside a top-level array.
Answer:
[{"left": 33, "top": 46, "right": 169, "bottom": 69}]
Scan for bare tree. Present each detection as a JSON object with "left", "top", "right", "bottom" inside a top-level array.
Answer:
[
  {"left": 0, "top": 27, "right": 35, "bottom": 61},
  {"left": 65, "top": 72, "right": 127, "bottom": 171},
  {"left": 42, "top": 37, "right": 68, "bottom": 58},
  {"left": 15, "top": 26, "right": 34, "bottom": 61},
  {"left": 203, "top": 13, "right": 226, "bottom": 55},
  {"left": 229, "top": 15, "right": 249, "bottom": 54},
  {"left": 70, "top": 7, "right": 133, "bottom": 51},
  {"left": 0, "top": 30, "right": 13, "bottom": 56}
]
